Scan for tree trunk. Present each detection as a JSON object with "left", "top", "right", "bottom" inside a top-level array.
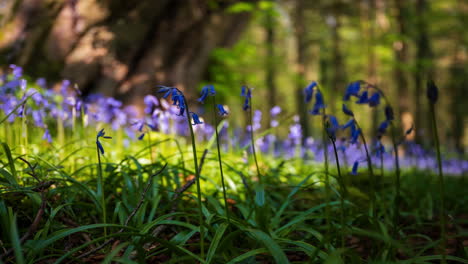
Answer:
[
  {"left": 364, "top": 0, "right": 379, "bottom": 140},
  {"left": 294, "top": 0, "right": 310, "bottom": 142},
  {"left": 264, "top": 6, "right": 277, "bottom": 127},
  {"left": 329, "top": 2, "right": 346, "bottom": 115},
  {"left": 393, "top": 0, "right": 412, "bottom": 136},
  {"left": 0, "top": 0, "right": 256, "bottom": 104},
  {"left": 414, "top": 0, "right": 433, "bottom": 144}
]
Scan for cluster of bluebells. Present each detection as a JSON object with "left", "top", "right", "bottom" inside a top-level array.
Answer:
[
  {"left": 0, "top": 66, "right": 465, "bottom": 174},
  {"left": 0, "top": 65, "right": 212, "bottom": 144}
]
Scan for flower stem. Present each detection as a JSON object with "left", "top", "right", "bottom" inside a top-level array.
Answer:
[
  {"left": 429, "top": 103, "right": 446, "bottom": 264},
  {"left": 390, "top": 123, "right": 401, "bottom": 237},
  {"left": 354, "top": 120, "right": 376, "bottom": 219},
  {"left": 330, "top": 138, "right": 346, "bottom": 248},
  {"left": 248, "top": 98, "right": 261, "bottom": 184},
  {"left": 96, "top": 146, "right": 107, "bottom": 238},
  {"left": 183, "top": 98, "right": 205, "bottom": 258},
  {"left": 321, "top": 112, "right": 332, "bottom": 246},
  {"left": 212, "top": 96, "right": 230, "bottom": 223}
]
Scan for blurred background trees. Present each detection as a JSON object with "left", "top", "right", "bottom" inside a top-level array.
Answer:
[{"left": 1, "top": 0, "right": 467, "bottom": 153}]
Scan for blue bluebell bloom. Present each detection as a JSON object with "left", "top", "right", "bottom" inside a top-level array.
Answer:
[
  {"left": 216, "top": 104, "right": 228, "bottom": 116},
  {"left": 351, "top": 161, "right": 359, "bottom": 175},
  {"left": 190, "top": 112, "right": 203, "bottom": 125},
  {"left": 342, "top": 119, "right": 355, "bottom": 130},
  {"left": 304, "top": 81, "right": 317, "bottom": 103},
  {"left": 310, "top": 90, "right": 325, "bottom": 115},
  {"left": 342, "top": 104, "right": 354, "bottom": 116},
  {"left": 375, "top": 141, "right": 385, "bottom": 157},
  {"left": 241, "top": 86, "right": 251, "bottom": 111},
  {"left": 356, "top": 91, "right": 369, "bottom": 104},
  {"left": 378, "top": 120, "right": 389, "bottom": 134},
  {"left": 344, "top": 81, "right": 361, "bottom": 101},
  {"left": 326, "top": 115, "right": 340, "bottom": 140},
  {"left": 350, "top": 125, "right": 360, "bottom": 144},
  {"left": 368, "top": 92, "right": 381, "bottom": 107},
  {"left": 157, "top": 86, "right": 185, "bottom": 116},
  {"left": 197, "top": 85, "right": 215, "bottom": 103},
  {"left": 96, "top": 128, "right": 112, "bottom": 155}
]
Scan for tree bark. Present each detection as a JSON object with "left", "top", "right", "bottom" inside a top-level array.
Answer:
[
  {"left": 329, "top": 1, "right": 346, "bottom": 115},
  {"left": 414, "top": 0, "right": 433, "bottom": 144},
  {"left": 265, "top": 6, "right": 277, "bottom": 127},
  {"left": 294, "top": 0, "right": 310, "bottom": 142},
  {"left": 393, "top": 0, "right": 412, "bottom": 136},
  {"left": 0, "top": 0, "right": 256, "bottom": 104}
]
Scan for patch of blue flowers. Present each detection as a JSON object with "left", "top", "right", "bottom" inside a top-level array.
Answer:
[{"left": 1, "top": 65, "right": 467, "bottom": 175}]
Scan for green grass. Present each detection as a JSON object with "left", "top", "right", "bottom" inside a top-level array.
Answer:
[{"left": 0, "top": 129, "right": 467, "bottom": 263}]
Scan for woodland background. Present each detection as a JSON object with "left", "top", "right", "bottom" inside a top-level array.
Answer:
[{"left": 1, "top": 0, "right": 467, "bottom": 152}]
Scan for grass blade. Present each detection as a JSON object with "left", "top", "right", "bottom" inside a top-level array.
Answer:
[{"left": 206, "top": 222, "right": 229, "bottom": 264}]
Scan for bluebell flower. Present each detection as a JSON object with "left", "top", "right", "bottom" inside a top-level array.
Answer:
[
  {"left": 426, "top": 80, "right": 438, "bottom": 104},
  {"left": 197, "top": 85, "right": 216, "bottom": 104},
  {"left": 342, "top": 119, "right": 355, "bottom": 130},
  {"left": 385, "top": 105, "right": 394, "bottom": 121},
  {"left": 36, "top": 78, "right": 47, "bottom": 88},
  {"left": 351, "top": 161, "right": 359, "bottom": 175},
  {"left": 326, "top": 115, "right": 340, "bottom": 141},
  {"left": 270, "top": 106, "right": 281, "bottom": 117},
  {"left": 368, "top": 92, "right": 381, "bottom": 107},
  {"left": 356, "top": 91, "right": 369, "bottom": 104},
  {"left": 378, "top": 120, "right": 389, "bottom": 134},
  {"left": 350, "top": 125, "right": 360, "bottom": 144},
  {"left": 304, "top": 81, "right": 317, "bottom": 103},
  {"left": 20, "top": 79, "right": 27, "bottom": 90},
  {"left": 342, "top": 104, "right": 354, "bottom": 116},
  {"left": 344, "top": 81, "right": 360, "bottom": 101},
  {"left": 216, "top": 104, "right": 228, "bottom": 116},
  {"left": 190, "top": 112, "right": 203, "bottom": 125},
  {"left": 10, "top": 64, "right": 23, "bottom": 79},
  {"left": 60, "top": 80, "right": 71, "bottom": 95},
  {"left": 96, "top": 128, "right": 112, "bottom": 155},
  {"left": 144, "top": 95, "right": 159, "bottom": 114},
  {"left": 288, "top": 121, "right": 302, "bottom": 145},
  {"left": 138, "top": 133, "right": 145, "bottom": 140},
  {"left": 241, "top": 86, "right": 251, "bottom": 111},
  {"left": 197, "top": 85, "right": 211, "bottom": 103},
  {"left": 43, "top": 129, "right": 52, "bottom": 143},
  {"left": 375, "top": 141, "right": 385, "bottom": 157},
  {"left": 310, "top": 90, "right": 325, "bottom": 115},
  {"left": 157, "top": 85, "right": 185, "bottom": 116}
]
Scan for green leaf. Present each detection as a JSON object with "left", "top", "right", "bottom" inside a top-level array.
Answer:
[
  {"left": 102, "top": 242, "right": 129, "bottom": 264},
  {"left": 206, "top": 223, "right": 229, "bottom": 264},
  {"left": 255, "top": 184, "right": 265, "bottom": 207},
  {"left": 9, "top": 213, "right": 25, "bottom": 264},
  {"left": 1, "top": 142, "right": 18, "bottom": 186},
  {"left": 227, "top": 248, "right": 269, "bottom": 264},
  {"left": 30, "top": 224, "right": 131, "bottom": 253},
  {"left": 246, "top": 229, "right": 289, "bottom": 264},
  {"left": 227, "top": 2, "right": 255, "bottom": 13}
]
